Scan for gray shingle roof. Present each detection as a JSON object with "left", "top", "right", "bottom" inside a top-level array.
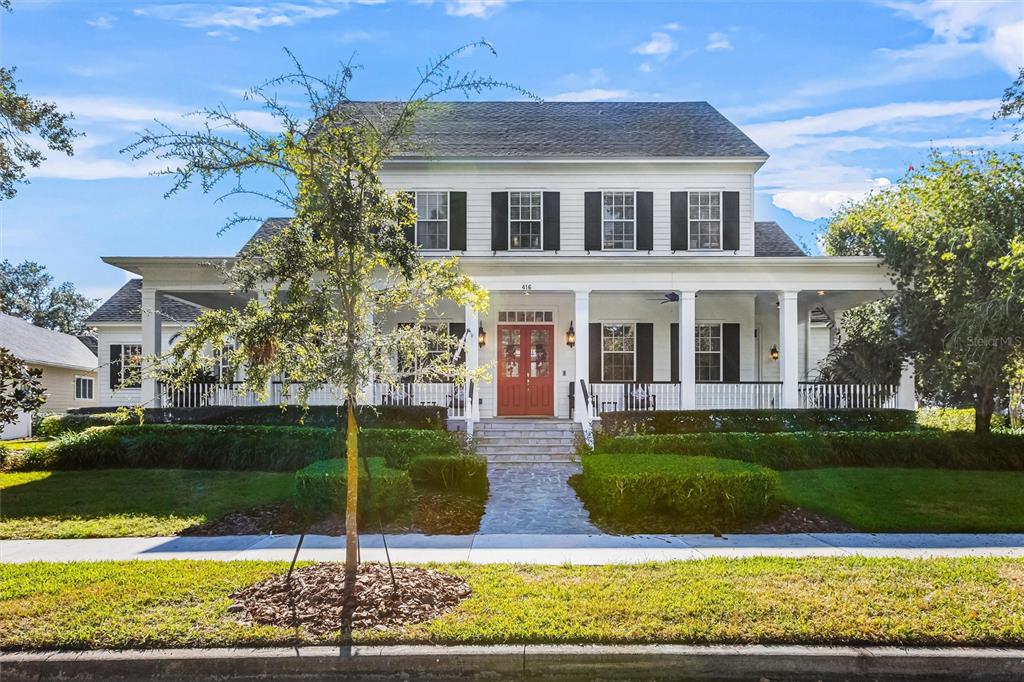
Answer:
[
  {"left": 84, "top": 279, "right": 203, "bottom": 325},
  {"left": 359, "top": 101, "right": 767, "bottom": 159},
  {"left": 755, "top": 221, "right": 806, "bottom": 257},
  {"left": 239, "top": 217, "right": 289, "bottom": 256},
  {"left": 0, "top": 314, "right": 98, "bottom": 371}
]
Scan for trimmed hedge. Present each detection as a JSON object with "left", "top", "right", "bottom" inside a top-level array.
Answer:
[
  {"left": 596, "top": 430, "right": 1024, "bottom": 471},
  {"left": 45, "top": 404, "right": 447, "bottom": 435},
  {"left": 11, "top": 424, "right": 461, "bottom": 472},
  {"left": 293, "top": 458, "right": 414, "bottom": 520},
  {"left": 598, "top": 409, "right": 917, "bottom": 436},
  {"left": 408, "top": 454, "right": 489, "bottom": 495},
  {"left": 577, "top": 454, "right": 778, "bottom": 530},
  {"left": 917, "top": 408, "right": 1006, "bottom": 432}
]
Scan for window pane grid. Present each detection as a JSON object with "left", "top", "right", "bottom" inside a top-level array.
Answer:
[
  {"left": 602, "top": 191, "right": 635, "bottom": 250},
  {"left": 602, "top": 323, "right": 636, "bottom": 381},
  {"left": 695, "top": 323, "right": 722, "bottom": 382},
  {"left": 688, "top": 191, "right": 722, "bottom": 249},
  {"left": 509, "top": 191, "right": 542, "bottom": 250},
  {"left": 415, "top": 191, "right": 449, "bottom": 250}
]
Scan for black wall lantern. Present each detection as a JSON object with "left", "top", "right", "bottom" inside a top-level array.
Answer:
[
  {"left": 477, "top": 324, "right": 487, "bottom": 348},
  {"left": 565, "top": 321, "right": 576, "bottom": 348},
  {"left": 769, "top": 344, "right": 780, "bottom": 361}
]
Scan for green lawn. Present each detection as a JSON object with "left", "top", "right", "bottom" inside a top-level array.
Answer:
[
  {"left": 0, "top": 469, "right": 295, "bottom": 539},
  {"left": 1, "top": 558, "right": 1022, "bottom": 649},
  {"left": 779, "top": 468, "right": 1024, "bottom": 532}
]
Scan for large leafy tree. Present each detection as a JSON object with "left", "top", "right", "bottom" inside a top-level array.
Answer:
[
  {"left": 824, "top": 150, "right": 1024, "bottom": 433},
  {"left": 0, "top": 260, "right": 97, "bottom": 333},
  {"left": 0, "top": 347, "right": 45, "bottom": 426},
  {"left": 127, "top": 47, "right": 520, "bottom": 581},
  {"left": 0, "top": 2, "right": 78, "bottom": 199}
]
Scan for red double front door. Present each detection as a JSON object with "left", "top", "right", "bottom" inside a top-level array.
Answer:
[{"left": 497, "top": 324, "right": 554, "bottom": 416}]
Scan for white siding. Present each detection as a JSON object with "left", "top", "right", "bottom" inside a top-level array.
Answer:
[
  {"left": 32, "top": 364, "right": 97, "bottom": 413},
  {"left": 94, "top": 326, "right": 185, "bottom": 407},
  {"left": 382, "top": 161, "right": 759, "bottom": 257}
]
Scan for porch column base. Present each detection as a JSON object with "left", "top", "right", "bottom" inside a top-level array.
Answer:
[
  {"left": 898, "top": 359, "right": 917, "bottom": 410},
  {"left": 464, "top": 304, "right": 480, "bottom": 422},
  {"left": 779, "top": 290, "right": 800, "bottom": 408},
  {"left": 140, "top": 286, "right": 161, "bottom": 407},
  {"left": 678, "top": 290, "right": 697, "bottom": 410},
  {"left": 574, "top": 290, "right": 590, "bottom": 423}
]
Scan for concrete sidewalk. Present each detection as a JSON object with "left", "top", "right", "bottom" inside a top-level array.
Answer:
[{"left": 4, "top": 532, "right": 1024, "bottom": 564}]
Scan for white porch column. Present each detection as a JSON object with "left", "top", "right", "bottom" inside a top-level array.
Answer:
[
  {"left": 140, "top": 286, "right": 162, "bottom": 407},
  {"left": 678, "top": 290, "right": 697, "bottom": 409},
  {"left": 898, "top": 359, "right": 917, "bottom": 410},
  {"left": 464, "top": 304, "right": 480, "bottom": 421},
  {"left": 778, "top": 290, "right": 800, "bottom": 408},
  {"left": 574, "top": 289, "right": 590, "bottom": 423},
  {"left": 360, "top": 311, "right": 375, "bottom": 407}
]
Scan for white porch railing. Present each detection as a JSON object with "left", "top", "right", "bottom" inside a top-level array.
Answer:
[
  {"left": 697, "top": 382, "right": 782, "bottom": 410},
  {"left": 157, "top": 381, "right": 467, "bottom": 418},
  {"left": 589, "top": 382, "right": 683, "bottom": 418},
  {"left": 799, "top": 382, "right": 900, "bottom": 409}
]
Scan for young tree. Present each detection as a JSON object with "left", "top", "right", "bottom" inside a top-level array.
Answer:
[
  {"left": 126, "top": 47, "right": 521, "bottom": 581},
  {"left": 824, "top": 150, "right": 1024, "bottom": 433},
  {"left": 0, "top": 2, "right": 78, "bottom": 200},
  {"left": 995, "top": 67, "right": 1024, "bottom": 140},
  {"left": 0, "top": 260, "right": 97, "bottom": 333},
  {"left": 0, "top": 347, "right": 45, "bottom": 428}
]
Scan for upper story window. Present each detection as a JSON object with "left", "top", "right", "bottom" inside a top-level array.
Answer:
[
  {"left": 509, "top": 191, "right": 542, "bottom": 250},
  {"left": 602, "top": 191, "right": 635, "bottom": 250},
  {"left": 113, "top": 344, "right": 142, "bottom": 389},
  {"left": 689, "top": 191, "right": 722, "bottom": 250},
  {"left": 601, "top": 323, "right": 635, "bottom": 381},
  {"left": 75, "top": 376, "right": 94, "bottom": 400},
  {"left": 695, "top": 323, "right": 722, "bottom": 382},
  {"left": 415, "top": 191, "right": 449, "bottom": 250}
]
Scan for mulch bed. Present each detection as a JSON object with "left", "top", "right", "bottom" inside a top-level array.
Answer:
[
  {"left": 182, "top": 492, "right": 486, "bottom": 536},
  {"left": 744, "top": 505, "right": 855, "bottom": 533},
  {"left": 231, "top": 562, "right": 470, "bottom": 635}
]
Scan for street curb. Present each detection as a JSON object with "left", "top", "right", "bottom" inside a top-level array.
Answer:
[{"left": 1, "top": 644, "right": 1022, "bottom": 680}]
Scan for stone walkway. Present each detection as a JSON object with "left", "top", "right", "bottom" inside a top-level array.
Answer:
[{"left": 479, "top": 462, "right": 598, "bottom": 534}]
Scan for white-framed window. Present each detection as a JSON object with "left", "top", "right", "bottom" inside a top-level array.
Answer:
[
  {"left": 601, "top": 323, "right": 636, "bottom": 382},
  {"left": 602, "top": 191, "right": 635, "bottom": 250},
  {"left": 114, "top": 344, "right": 142, "bottom": 389},
  {"left": 688, "top": 191, "right": 722, "bottom": 250},
  {"left": 415, "top": 191, "right": 449, "bottom": 250},
  {"left": 214, "top": 342, "right": 236, "bottom": 383},
  {"left": 509, "top": 191, "right": 542, "bottom": 250},
  {"left": 498, "top": 311, "right": 553, "bottom": 323},
  {"left": 75, "top": 376, "right": 94, "bottom": 400},
  {"left": 695, "top": 323, "right": 722, "bottom": 382}
]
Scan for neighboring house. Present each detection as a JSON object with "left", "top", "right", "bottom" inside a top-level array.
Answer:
[
  {"left": 0, "top": 314, "right": 99, "bottom": 437},
  {"left": 89, "top": 101, "right": 913, "bottom": 425}
]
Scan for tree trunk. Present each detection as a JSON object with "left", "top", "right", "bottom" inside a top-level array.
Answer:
[
  {"left": 974, "top": 384, "right": 994, "bottom": 435},
  {"left": 345, "top": 398, "right": 359, "bottom": 580}
]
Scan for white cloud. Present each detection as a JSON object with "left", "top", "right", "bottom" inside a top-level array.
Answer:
[
  {"left": 706, "top": 31, "right": 731, "bottom": 51},
  {"left": 206, "top": 30, "right": 240, "bottom": 41},
  {"left": 340, "top": 29, "right": 373, "bottom": 42},
  {"left": 639, "top": 63, "right": 652, "bottom": 73},
  {"left": 632, "top": 31, "right": 675, "bottom": 59},
  {"left": 772, "top": 179, "right": 891, "bottom": 221},
  {"left": 86, "top": 15, "right": 116, "bottom": 29},
  {"left": 444, "top": 0, "right": 506, "bottom": 18},
  {"left": 663, "top": 21, "right": 681, "bottom": 31},
  {"left": 547, "top": 88, "right": 634, "bottom": 102},
  {"left": 133, "top": 3, "right": 340, "bottom": 31},
  {"left": 28, "top": 156, "right": 169, "bottom": 181}
]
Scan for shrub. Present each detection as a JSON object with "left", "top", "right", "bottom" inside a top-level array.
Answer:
[
  {"left": 293, "top": 458, "right": 413, "bottom": 520},
  {"left": 362, "top": 429, "right": 464, "bottom": 469},
  {"left": 596, "top": 430, "right": 1024, "bottom": 471},
  {"left": 63, "top": 405, "right": 446, "bottom": 430},
  {"left": 408, "top": 454, "right": 488, "bottom": 495},
  {"left": 917, "top": 408, "right": 1006, "bottom": 432},
  {"left": 11, "top": 424, "right": 453, "bottom": 472},
  {"left": 37, "top": 412, "right": 133, "bottom": 437},
  {"left": 577, "top": 454, "right": 778, "bottom": 531},
  {"left": 599, "top": 409, "right": 917, "bottom": 436}
]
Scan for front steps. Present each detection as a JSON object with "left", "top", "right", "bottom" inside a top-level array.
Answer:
[{"left": 471, "top": 418, "right": 582, "bottom": 464}]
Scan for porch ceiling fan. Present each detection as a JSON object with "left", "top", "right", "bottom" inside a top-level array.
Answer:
[{"left": 644, "top": 292, "right": 680, "bottom": 304}]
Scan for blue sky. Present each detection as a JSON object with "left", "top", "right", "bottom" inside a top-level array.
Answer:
[{"left": 1, "top": 0, "right": 1021, "bottom": 303}]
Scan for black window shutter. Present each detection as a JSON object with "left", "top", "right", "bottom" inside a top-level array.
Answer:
[
  {"left": 671, "top": 191, "right": 688, "bottom": 251},
  {"left": 636, "top": 192, "right": 654, "bottom": 251},
  {"left": 589, "top": 322, "right": 601, "bottom": 384},
  {"left": 636, "top": 323, "right": 654, "bottom": 382},
  {"left": 584, "top": 192, "right": 602, "bottom": 251},
  {"left": 448, "top": 322, "right": 466, "bottom": 366},
  {"left": 491, "top": 192, "right": 508, "bottom": 251},
  {"left": 542, "top": 192, "right": 560, "bottom": 251},
  {"left": 449, "top": 192, "right": 467, "bottom": 251},
  {"left": 109, "top": 344, "right": 122, "bottom": 389},
  {"left": 404, "top": 191, "right": 416, "bottom": 244},
  {"left": 670, "top": 323, "right": 679, "bottom": 383},
  {"left": 723, "top": 191, "right": 740, "bottom": 251},
  {"left": 722, "top": 323, "right": 741, "bottom": 382}
]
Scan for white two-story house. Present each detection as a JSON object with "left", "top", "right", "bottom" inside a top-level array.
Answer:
[{"left": 85, "top": 102, "right": 913, "bottom": 426}]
